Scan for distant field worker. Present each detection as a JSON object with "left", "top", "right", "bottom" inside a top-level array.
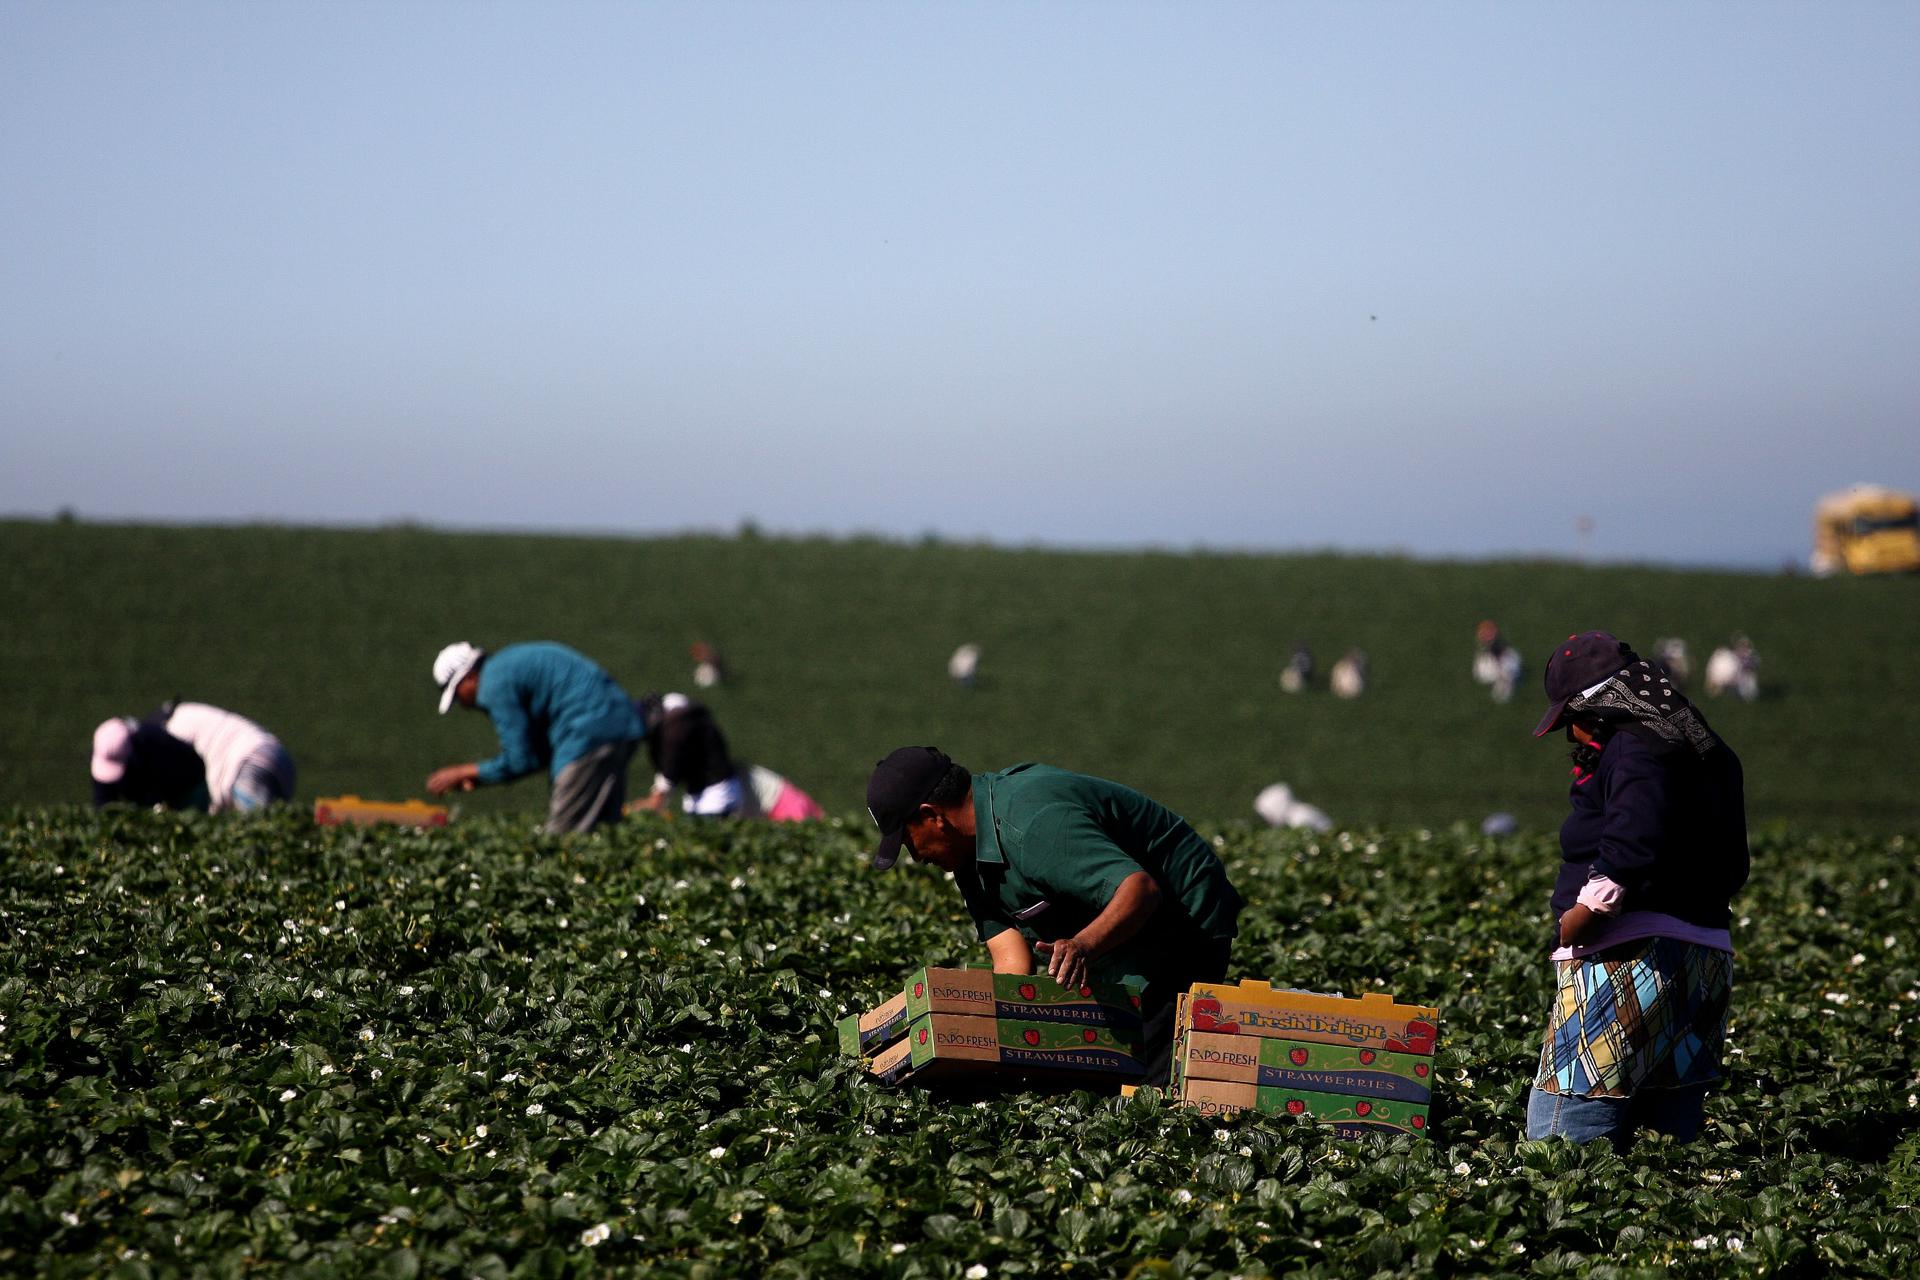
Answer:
[
  {"left": 629, "top": 692, "right": 824, "bottom": 820},
  {"left": 948, "top": 643, "right": 981, "bottom": 688},
  {"left": 866, "top": 747, "right": 1243, "bottom": 1087},
  {"left": 1329, "top": 647, "right": 1368, "bottom": 698},
  {"left": 1253, "top": 781, "right": 1332, "bottom": 833},
  {"left": 1278, "top": 642, "right": 1313, "bottom": 693},
  {"left": 1472, "top": 620, "right": 1523, "bottom": 704},
  {"left": 1526, "top": 631, "right": 1748, "bottom": 1150},
  {"left": 91, "top": 702, "right": 295, "bottom": 812},
  {"left": 427, "top": 641, "right": 644, "bottom": 834},
  {"left": 1704, "top": 635, "right": 1761, "bottom": 702},
  {"left": 161, "top": 701, "right": 296, "bottom": 811},
  {"left": 90, "top": 715, "right": 207, "bottom": 810}
]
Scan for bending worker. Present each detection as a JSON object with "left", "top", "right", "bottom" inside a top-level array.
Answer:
[
  {"left": 427, "top": 641, "right": 644, "bottom": 834},
  {"left": 91, "top": 701, "right": 295, "bottom": 812},
  {"left": 866, "top": 746, "right": 1242, "bottom": 1086},
  {"left": 630, "top": 692, "right": 826, "bottom": 821}
]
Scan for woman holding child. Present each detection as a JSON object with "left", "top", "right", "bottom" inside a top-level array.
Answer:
[{"left": 1525, "top": 631, "right": 1749, "bottom": 1149}]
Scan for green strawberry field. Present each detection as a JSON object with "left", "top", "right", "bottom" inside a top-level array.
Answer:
[
  {"left": 4, "top": 806, "right": 1914, "bottom": 1277},
  {"left": 5, "top": 519, "right": 1918, "bottom": 833}
]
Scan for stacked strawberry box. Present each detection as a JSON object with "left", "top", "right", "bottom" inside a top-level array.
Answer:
[
  {"left": 837, "top": 966, "right": 1149, "bottom": 1089},
  {"left": 1170, "top": 981, "right": 1439, "bottom": 1138}
]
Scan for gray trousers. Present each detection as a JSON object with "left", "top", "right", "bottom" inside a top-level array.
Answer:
[{"left": 547, "top": 739, "right": 637, "bottom": 834}]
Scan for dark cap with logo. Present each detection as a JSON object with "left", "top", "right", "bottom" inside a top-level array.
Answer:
[
  {"left": 1533, "top": 631, "right": 1638, "bottom": 737},
  {"left": 866, "top": 745, "right": 953, "bottom": 869}
]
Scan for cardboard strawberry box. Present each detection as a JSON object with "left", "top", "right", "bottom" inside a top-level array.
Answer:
[
  {"left": 1182, "top": 1031, "right": 1433, "bottom": 1102},
  {"left": 900, "top": 966, "right": 1144, "bottom": 1029},
  {"left": 836, "top": 991, "right": 912, "bottom": 1059},
  {"left": 866, "top": 1011, "right": 1146, "bottom": 1086},
  {"left": 1170, "top": 991, "right": 1191, "bottom": 1096},
  {"left": 1180, "top": 1077, "right": 1429, "bottom": 1136},
  {"left": 1183, "top": 981, "right": 1437, "bottom": 1054}
]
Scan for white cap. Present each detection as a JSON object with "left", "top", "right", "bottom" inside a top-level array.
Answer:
[
  {"left": 433, "top": 642, "right": 485, "bottom": 714},
  {"left": 91, "top": 717, "right": 136, "bottom": 783}
]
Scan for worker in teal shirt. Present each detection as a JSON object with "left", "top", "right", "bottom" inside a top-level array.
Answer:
[
  {"left": 427, "top": 641, "right": 644, "bottom": 834},
  {"left": 866, "top": 745, "right": 1243, "bottom": 1086}
]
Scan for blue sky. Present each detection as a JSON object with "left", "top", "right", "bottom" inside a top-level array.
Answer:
[{"left": 4, "top": 2, "right": 1915, "bottom": 567}]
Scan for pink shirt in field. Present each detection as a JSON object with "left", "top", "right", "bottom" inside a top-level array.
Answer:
[{"left": 163, "top": 703, "right": 279, "bottom": 812}]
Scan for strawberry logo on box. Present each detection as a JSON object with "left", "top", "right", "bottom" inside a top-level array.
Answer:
[
  {"left": 1411, "top": 1115, "right": 1426, "bottom": 1129},
  {"left": 1354, "top": 1101, "right": 1372, "bottom": 1116},
  {"left": 1359, "top": 1050, "right": 1375, "bottom": 1065},
  {"left": 1023, "top": 1029, "right": 1041, "bottom": 1046},
  {"left": 1285, "top": 1098, "right": 1306, "bottom": 1115},
  {"left": 914, "top": 981, "right": 925, "bottom": 999},
  {"left": 1018, "top": 983, "right": 1037, "bottom": 1002},
  {"left": 1081, "top": 1028, "right": 1097, "bottom": 1043},
  {"left": 1190, "top": 997, "right": 1222, "bottom": 1032},
  {"left": 1385, "top": 1019, "right": 1436, "bottom": 1055},
  {"left": 1289, "top": 1048, "right": 1309, "bottom": 1066},
  {"left": 1414, "top": 1062, "right": 1429, "bottom": 1078},
  {"left": 918, "top": 1028, "right": 928, "bottom": 1045},
  {"left": 1079, "top": 985, "right": 1092, "bottom": 997}
]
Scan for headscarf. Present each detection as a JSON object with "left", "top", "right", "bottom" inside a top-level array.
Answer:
[{"left": 1567, "top": 657, "right": 1719, "bottom": 758}]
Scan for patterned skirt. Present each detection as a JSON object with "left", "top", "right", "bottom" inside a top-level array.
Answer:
[{"left": 1534, "top": 937, "right": 1733, "bottom": 1097}]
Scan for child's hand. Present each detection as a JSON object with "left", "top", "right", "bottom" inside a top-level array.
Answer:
[{"left": 1559, "top": 903, "right": 1598, "bottom": 947}]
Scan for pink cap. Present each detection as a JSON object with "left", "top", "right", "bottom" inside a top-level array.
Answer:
[{"left": 91, "top": 718, "right": 134, "bottom": 783}]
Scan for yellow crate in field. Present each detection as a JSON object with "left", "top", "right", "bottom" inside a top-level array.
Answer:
[{"left": 313, "top": 795, "right": 449, "bottom": 828}]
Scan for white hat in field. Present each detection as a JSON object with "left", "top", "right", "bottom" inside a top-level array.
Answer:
[{"left": 433, "top": 642, "right": 485, "bottom": 714}]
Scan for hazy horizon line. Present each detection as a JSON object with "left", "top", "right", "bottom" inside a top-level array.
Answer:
[{"left": 3, "top": 508, "right": 1805, "bottom": 576}]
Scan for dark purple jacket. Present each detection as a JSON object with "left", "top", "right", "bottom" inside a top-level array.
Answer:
[
  {"left": 1552, "top": 729, "right": 1749, "bottom": 930},
  {"left": 91, "top": 720, "right": 207, "bottom": 810}
]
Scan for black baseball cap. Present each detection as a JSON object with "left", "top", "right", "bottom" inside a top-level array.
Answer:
[
  {"left": 866, "top": 745, "right": 953, "bottom": 869},
  {"left": 1533, "top": 631, "right": 1637, "bottom": 737}
]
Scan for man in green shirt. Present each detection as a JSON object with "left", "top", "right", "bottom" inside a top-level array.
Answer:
[{"left": 867, "top": 745, "right": 1243, "bottom": 1085}]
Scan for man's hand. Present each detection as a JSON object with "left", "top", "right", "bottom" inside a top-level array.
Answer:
[
  {"left": 627, "top": 789, "right": 670, "bottom": 814},
  {"left": 1558, "top": 902, "right": 1599, "bottom": 947},
  {"left": 1034, "top": 936, "right": 1093, "bottom": 991},
  {"left": 427, "top": 763, "right": 481, "bottom": 796},
  {"left": 1031, "top": 871, "right": 1162, "bottom": 991}
]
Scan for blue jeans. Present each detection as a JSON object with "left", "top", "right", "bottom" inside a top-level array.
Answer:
[
  {"left": 231, "top": 743, "right": 296, "bottom": 812},
  {"left": 1526, "top": 1084, "right": 1708, "bottom": 1150}
]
